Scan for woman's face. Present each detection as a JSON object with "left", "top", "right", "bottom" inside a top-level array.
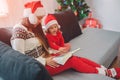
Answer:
[
  {"left": 22, "top": 17, "right": 42, "bottom": 30},
  {"left": 32, "top": 19, "right": 40, "bottom": 28},
  {"left": 32, "top": 16, "right": 44, "bottom": 28},
  {"left": 48, "top": 24, "right": 59, "bottom": 35}
]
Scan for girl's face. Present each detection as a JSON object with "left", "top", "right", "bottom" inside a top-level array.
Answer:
[{"left": 48, "top": 24, "right": 58, "bottom": 35}]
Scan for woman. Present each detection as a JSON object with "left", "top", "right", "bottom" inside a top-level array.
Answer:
[{"left": 11, "top": 0, "right": 120, "bottom": 79}]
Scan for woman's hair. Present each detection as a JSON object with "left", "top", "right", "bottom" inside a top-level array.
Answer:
[
  {"left": 22, "top": 17, "right": 50, "bottom": 57},
  {"left": 32, "top": 23, "right": 50, "bottom": 57}
]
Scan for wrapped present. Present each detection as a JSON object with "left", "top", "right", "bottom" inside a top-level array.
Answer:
[{"left": 83, "top": 11, "right": 102, "bottom": 29}]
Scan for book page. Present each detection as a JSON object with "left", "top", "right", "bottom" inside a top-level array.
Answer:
[{"left": 53, "top": 48, "right": 80, "bottom": 65}]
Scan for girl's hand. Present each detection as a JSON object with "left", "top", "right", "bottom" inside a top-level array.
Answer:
[
  {"left": 58, "top": 47, "right": 68, "bottom": 55},
  {"left": 64, "top": 43, "right": 71, "bottom": 52},
  {"left": 59, "top": 47, "right": 66, "bottom": 52},
  {"left": 59, "top": 45, "right": 71, "bottom": 53},
  {"left": 58, "top": 43, "right": 71, "bottom": 55},
  {"left": 45, "top": 56, "right": 60, "bottom": 68}
]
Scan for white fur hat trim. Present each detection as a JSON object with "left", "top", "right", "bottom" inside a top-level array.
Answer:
[
  {"left": 34, "top": 8, "right": 46, "bottom": 16},
  {"left": 45, "top": 20, "right": 60, "bottom": 30}
]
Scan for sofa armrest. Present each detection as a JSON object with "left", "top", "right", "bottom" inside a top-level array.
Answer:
[{"left": 0, "top": 28, "right": 12, "bottom": 46}]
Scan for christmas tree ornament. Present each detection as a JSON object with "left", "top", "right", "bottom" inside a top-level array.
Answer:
[
  {"left": 74, "top": 10, "right": 78, "bottom": 16},
  {"left": 58, "top": 5, "right": 62, "bottom": 10},
  {"left": 79, "top": 2, "right": 82, "bottom": 6},
  {"left": 63, "top": 1, "right": 67, "bottom": 5},
  {"left": 81, "top": 10, "right": 84, "bottom": 14},
  {"left": 71, "top": 2, "right": 74, "bottom": 5}
]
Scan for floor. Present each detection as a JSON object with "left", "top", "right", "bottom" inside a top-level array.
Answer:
[
  {"left": 110, "top": 55, "right": 120, "bottom": 68},
  {"left": 110, "top": 52, "right": 120, "bottom": 80}
]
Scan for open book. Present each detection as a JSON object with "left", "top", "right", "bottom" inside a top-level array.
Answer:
[{"left": 53, "top": 48, "right": 80, "bottom": 65}]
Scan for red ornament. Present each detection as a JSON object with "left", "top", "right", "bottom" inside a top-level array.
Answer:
[
  {"left": 74, "top": 11, "right": 78, "bottom": 16},
  {"left": 58, "top": 5, "right": 62, "bottom": 10}
]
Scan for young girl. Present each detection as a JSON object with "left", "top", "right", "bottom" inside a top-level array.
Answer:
[
  {"left": 11, "top": 1, "right": 120, "bottom": 79},
  {"left": 44, "top": 14, "right": 71, "bottom": 55},
  {"left": 43, "top": 14, "right": 120, "bottom": 78}
]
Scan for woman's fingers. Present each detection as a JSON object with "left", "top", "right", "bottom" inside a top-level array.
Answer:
[
  {"left": 46, "top": 56, "right": 60, "bottom": 68},
  {"left": 47, "top": 60, "right": 59, "bottom": 68}
]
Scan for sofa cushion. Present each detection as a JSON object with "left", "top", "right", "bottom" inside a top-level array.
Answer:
[
  {"left": 52, "top": 28, "right": 120, "bottom": 80},
  {"left": 0, "top": 41, "right": 53, "bottom": 80},
  {"left": 0, "top": 28, "right": 12, "bottom": 46},
  {"left": 53, "top": 10, "right": 82, "bottom": 42},
  {"left": 70, "top": 28, "right": 120, "bottom": 68}
]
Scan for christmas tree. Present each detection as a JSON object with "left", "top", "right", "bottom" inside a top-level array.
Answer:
[{"left": 55, "top": 0, "right": 90, "bottom": 20}]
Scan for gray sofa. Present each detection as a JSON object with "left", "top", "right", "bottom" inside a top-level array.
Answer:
[
  {"left": 0, "top": 10, "right": 120, "bottom": 80},
  {"left": 53, "top": 10, "right": 120, "bottom": 80},
  {"left": 53, "top": 28, "right": 120, "bottom": 80}
]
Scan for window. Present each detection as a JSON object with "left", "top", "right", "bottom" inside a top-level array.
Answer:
[{"left": 0, "top": 0, "right": 8, "bottom": 17}]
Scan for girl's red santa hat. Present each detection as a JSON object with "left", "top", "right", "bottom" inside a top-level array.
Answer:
[
  {"left": 23, "top": 1, "right": 46, "bottom": 24},
  {"left": 44, "top": 14, "right": 60, "bottom": 30}
]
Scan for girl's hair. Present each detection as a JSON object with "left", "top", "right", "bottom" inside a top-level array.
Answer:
[{"left": 32, "top": 23, "right": 50, "bottom": 57}]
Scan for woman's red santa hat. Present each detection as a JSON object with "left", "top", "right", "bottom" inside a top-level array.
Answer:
[
  {"left": 44, "top": 14, "right": 60, "bottom": 31},
  {"left": 23, "top": 1, "right": 46, "bottom": 24}
]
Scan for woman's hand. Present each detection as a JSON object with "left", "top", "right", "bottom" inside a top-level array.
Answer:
[{"left": 45, "top": 56, "right": 60, "bottom": 68}]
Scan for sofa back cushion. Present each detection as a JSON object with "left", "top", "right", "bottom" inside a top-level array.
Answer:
[
  {"left": 53, "top": 10, "right": 82, "bottom": 42},
  {"left": 0, "top": 28, "right": 12, "bottom": 46}
]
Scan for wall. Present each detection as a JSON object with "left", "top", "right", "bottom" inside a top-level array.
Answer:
[
  {"left": 42, "top": 0, "right": 120, "bottom": 32},
  {"left": 85, "top": 0, "right": 120, "bottom": 32},
  {"left": 41, "top": 0, "right": 58, "bottom": 14},
  {"left": 0, "top": 0, "right": 24, "bottom": 28},
  {"left": 0, "top": 0, "right": 58, "bottom": 28},
  {"left": 0, "top": 0, "right": 120, "bottom": 32}
]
